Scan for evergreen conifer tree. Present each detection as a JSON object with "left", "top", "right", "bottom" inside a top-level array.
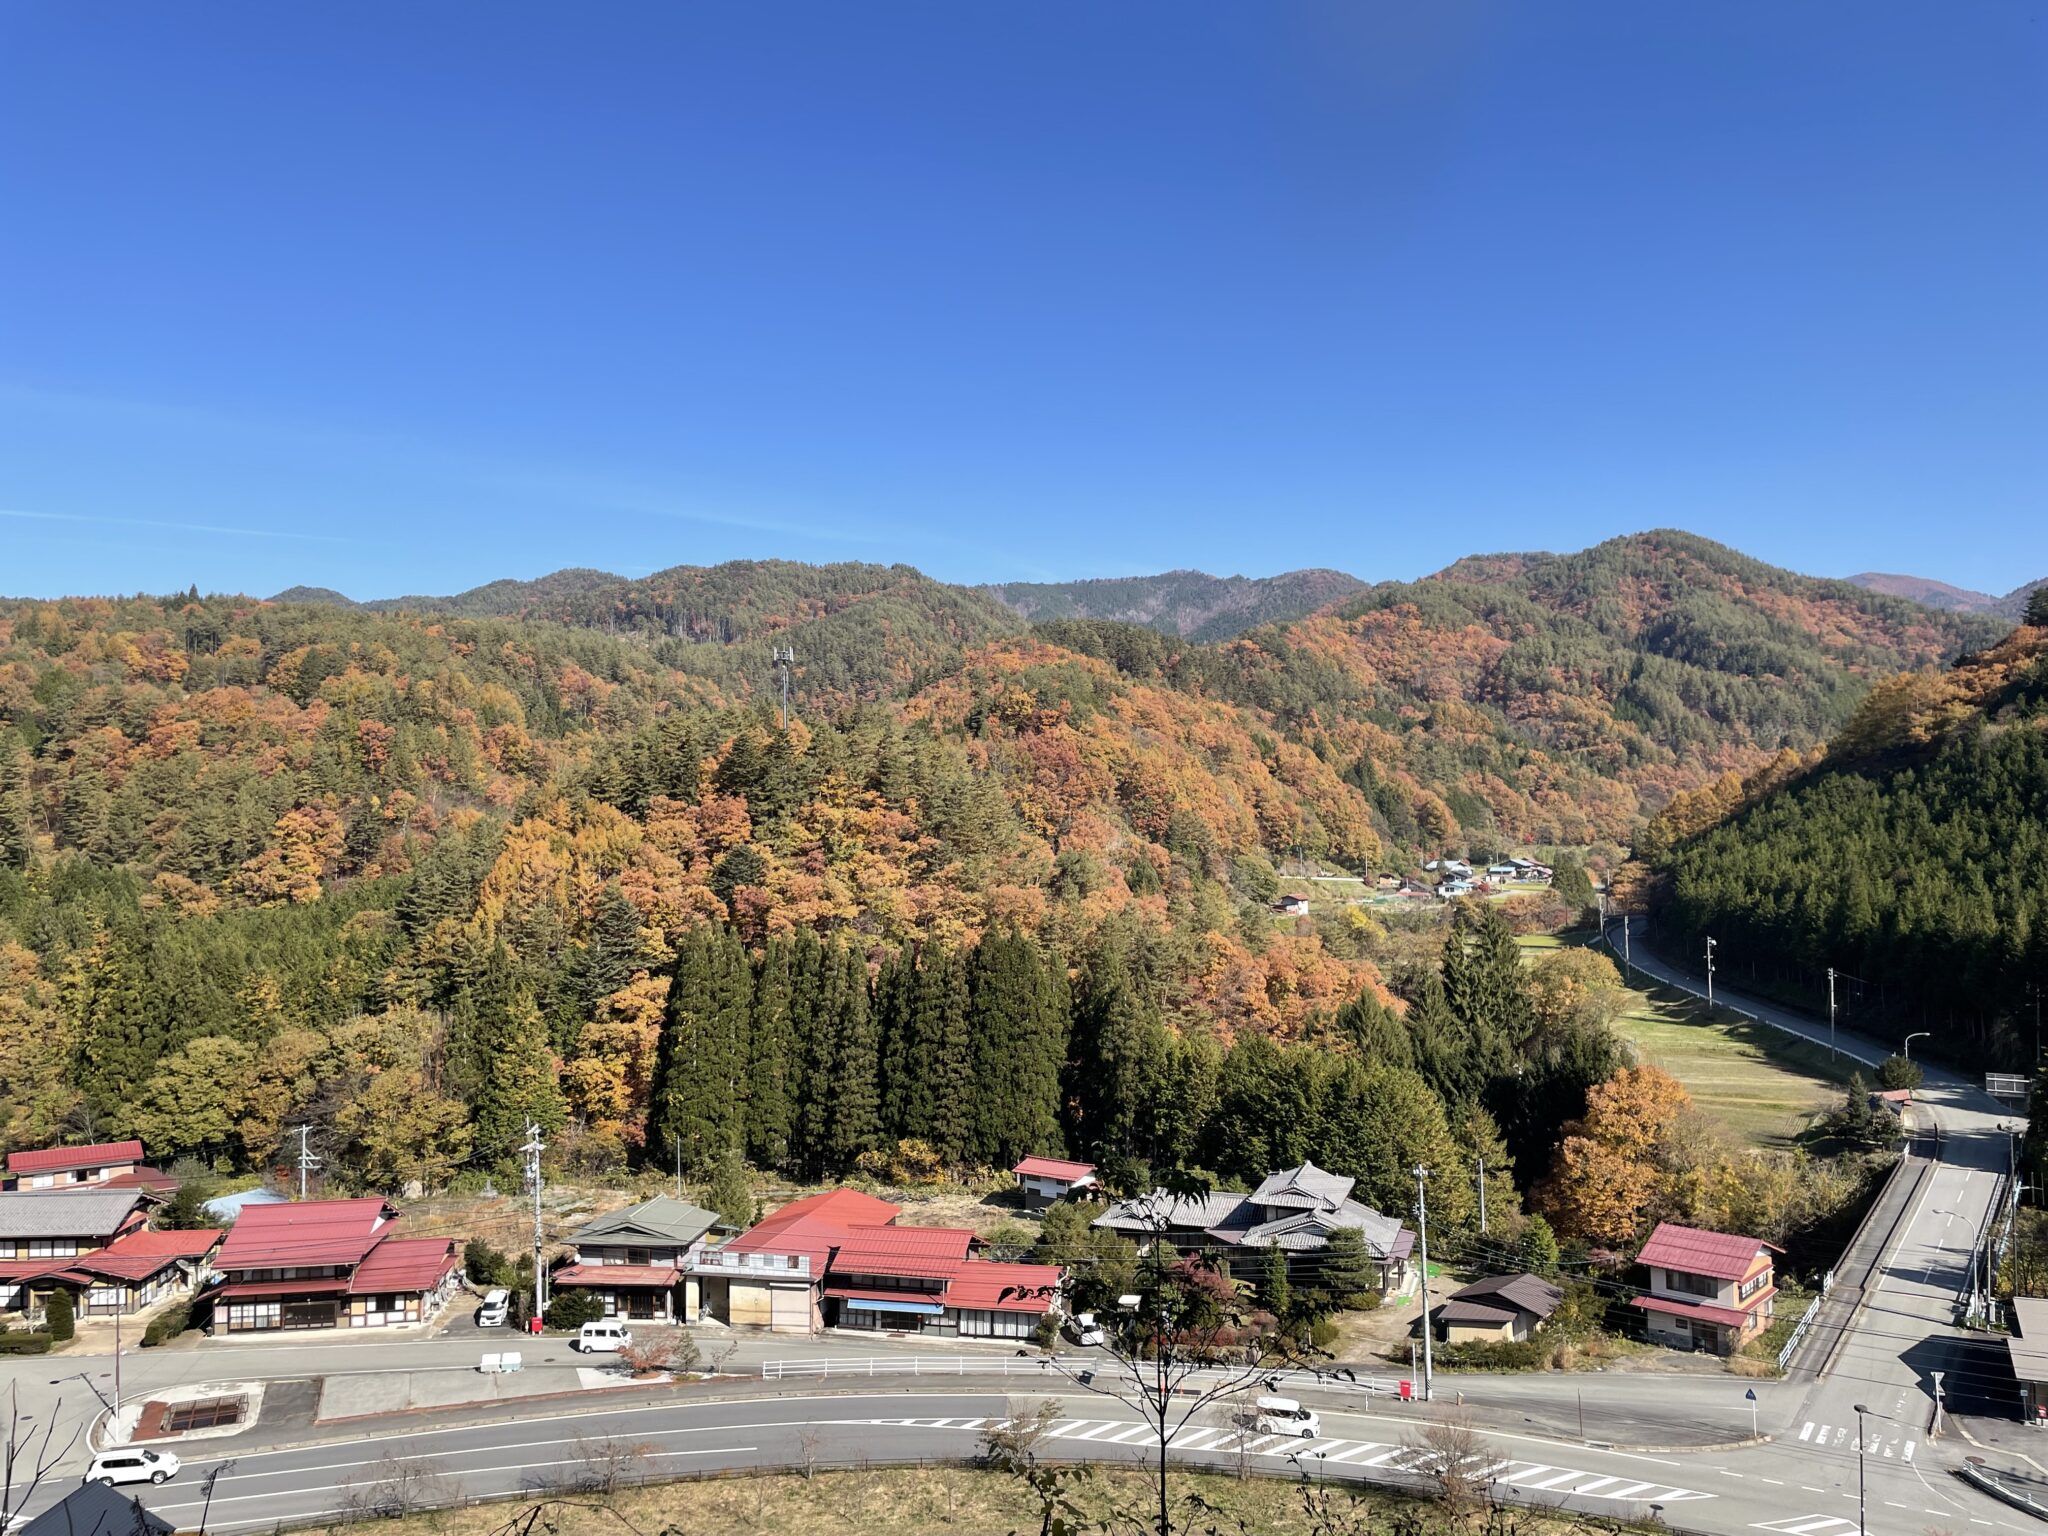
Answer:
[
  {"left": 967, "top": 931, "right": 1067, "bottom": 1167},
  {"left": 746, "top": 938, "right": 796, "bottom": 1171},
  {"left": 826, "top": 943, "right": 882, "bottom": 1170}
]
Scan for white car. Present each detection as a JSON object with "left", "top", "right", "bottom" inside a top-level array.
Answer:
[
  {"left": 572, "top": 1319, "right": 633, "bottom": 1354},
  {"left": 84, "top": 1448, "right": 180, "bottom": 1487},
  {"left": 1253, "top": 1396, "right": 1320, "bottom": 1439},
  {"left": 1065, "top": 1311, "right": 1105, "bottom": 1347},
  {"left": 476, "top": 1288, "right": 511, "bottom": 1327}
]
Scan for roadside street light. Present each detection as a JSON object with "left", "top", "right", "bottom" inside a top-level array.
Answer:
[
  {"left": 1904, "top": 1032, "right": 1930, "bottom": 1063},
  {"left": 1854, "top": 1403, "right": 1875, "bottom": 1536}
]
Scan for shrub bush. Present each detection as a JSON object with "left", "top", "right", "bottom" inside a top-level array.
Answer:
[
  {"left": 543, "top": 1289, "right": 606, "bottom": 1331},
  {"left": 45, "top": 1290, "right": 74, "bottom": 1342},
  {"left": 141, "top": 1302, "right": 192, "bottom": 1348},
  {"left": 0, "top": 1333, "right": 53, "bottom": 1355}
]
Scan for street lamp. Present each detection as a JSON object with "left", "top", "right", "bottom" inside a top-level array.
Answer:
[{"left": 1903, "top": 1032, "right": 1930, "bottom": 1063}]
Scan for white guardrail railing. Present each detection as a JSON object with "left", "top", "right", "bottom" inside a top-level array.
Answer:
[{"left": 760, "top": 1356, "right": 1404, "bottom": 1398}]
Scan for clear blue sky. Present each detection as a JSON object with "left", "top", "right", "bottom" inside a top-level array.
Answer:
[{"left": 3, "top": 3, "right": 2043, "bottom": 600}]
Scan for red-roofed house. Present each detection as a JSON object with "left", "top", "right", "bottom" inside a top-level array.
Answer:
[
  {"left": 209, "top": 1199, "right": 459, "bottom": 1333},
  {"left": 3, "top": 1141, "right": 169, "bottom": 1193},
  {"left": 688, "top": 1188, "right": 1064, "bottom": 1339},
  {"left": 1013, "top": 1156, "right": 1097, "bottom": 1209},
  {"left": 1629, "top": 1222, "right": 1781, "bottom": 1354}
]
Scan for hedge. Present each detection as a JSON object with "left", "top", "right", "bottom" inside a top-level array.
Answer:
[{"left": 0, "top": 1333, "right": 53, "bottom": 1355}]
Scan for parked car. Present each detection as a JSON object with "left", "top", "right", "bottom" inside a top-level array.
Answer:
[
  {"left": 1253, "top": 1396, "right": 1320, "bottom": 1439},
  {"left": 1065, "top": 1311, "right": 1104, "bottom": 1347},
  {"left": 475, "top": 1288, "right": 511, "bottom": 1327},
  {"left": 84, "top": 1448, "right": 180, "bottom": 1487},
  {"left": 572, "top": 1319, "right": 633, "bottom": 1354}
]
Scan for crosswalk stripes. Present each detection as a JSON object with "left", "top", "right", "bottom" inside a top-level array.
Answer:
[
  {"left": 854, "top": 1415, "right": 1714, "bottom": 1503},
  {"left": 1794, "top": 1424, "right": 1913, "bottom": 1461},
  {"left": 1752, "top": 1516, "right": 1863, "bottom": 1536}
]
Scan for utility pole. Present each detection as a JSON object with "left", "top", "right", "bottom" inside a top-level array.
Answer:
[
  {"left": 1853, "top": 1404, "right": 1870, "bottom": 1536},
  {"left": 772, "top": 646, "right": 795, "bottom": 731},
  {"left": 1827, "top": 967, "right": 1838, "bottom": 1061},
  {"left": 1476, "top": 1156, "right": 1488, "bottom": 1236},
  {"left": 1413, "top": 1165, "right": 1434, "bottom": 1403},
  {"left": 1704, "top": 936, "right": 1717, "bottom": 1009},
  {"left": 673, "top": 1138, "right": 683, "bottom": 1200},
  {"left": 290, "top": 1126, "right": 321, "bottom": 1200},
  {"left": 521, "top": 1123, "right": 548, "bottom": 1322}
]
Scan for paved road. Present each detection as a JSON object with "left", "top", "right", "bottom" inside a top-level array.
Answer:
[
  {"left": 10, "top": 1384, "right": 2036, "bottom": 1536},
  {"left": 1607, "top": 919, "right": 2025, "bottom": 1454}
]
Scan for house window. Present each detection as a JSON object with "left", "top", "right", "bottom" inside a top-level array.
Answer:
[
  {"left": 27, "top": 1240, "right": 77, "bottom": 1258},
  {"left": 1662, "top": 1269, "right": 1717, "bottom": 1298},
  {"left": 1738, "top": 1270, "right": 1771, "bottom": 1302}
]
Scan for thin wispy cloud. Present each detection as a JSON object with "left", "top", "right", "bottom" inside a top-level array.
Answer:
[{"left": 0, "top": 507, "right": 363, "bottom": 545}]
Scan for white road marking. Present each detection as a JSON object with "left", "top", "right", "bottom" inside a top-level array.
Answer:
[{"left": 1799, "top": 1422, "right": 1816, "bottom": 1442}]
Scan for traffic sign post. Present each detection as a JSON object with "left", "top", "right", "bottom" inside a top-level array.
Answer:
[{"left": 1745, "top": 1386, "right": 1758, "bottom": 1438}]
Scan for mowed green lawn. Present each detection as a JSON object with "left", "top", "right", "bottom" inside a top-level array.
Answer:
[{"left": 1516, "top": 933, "right": 1849, "bottom": 1150}]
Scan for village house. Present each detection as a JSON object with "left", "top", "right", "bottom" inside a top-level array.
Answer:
[
  {"left": 0, "top": 1189, "right": 215, "bottom": 1319},
  {"left": 1432, "top": 1272, "right": 1562, "bottom": 1344},
  {"left": 209, "top": 1197, "right": 459, "bottom": 1334},
  {"left": 1272, "top": 894, "right": 1311, "bottom": 917},
  {"left": 3, "top": 1140, "right": 175, "bottom": 1195},
  {"left": 549, "top": 1196, "right": 734, "bottom": 1322},
  {"left": 1094, "top": 1161, "right": 1417, "bottom": 1295},
  {"left": 687, "top": 1187, "right": 1061, "bottom": 1338},
  {"left": 1629, "top": 1222, "right": 1779, "bottom": 1353},
  {"left": 1013, "top": 1155, "right": 1097, "bottom": 1209},
  {"left": 2006, "top": 1297, "right": 2048, "bottom": 1426}
]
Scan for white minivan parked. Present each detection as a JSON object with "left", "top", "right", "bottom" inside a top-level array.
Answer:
[
  {"left": 573, "top": 1319, "right": 633, "bottom": 1354},
  {"left": 1253, "top": 1396, "right": 1320, "bottom": 1439},
  {"left": 84, "top": 1448, "right": 180, "bottom": 1487},
  {"left": 476, "top": 1288, "right": 511, "bottom": 1327}
]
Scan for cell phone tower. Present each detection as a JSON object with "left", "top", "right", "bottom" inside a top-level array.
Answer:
[{"left": 772, "top": 646, "right": 795, "bottom": 730}]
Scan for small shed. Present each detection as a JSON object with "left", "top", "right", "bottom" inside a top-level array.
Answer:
[{"left": 2009, "top": 1297, "right": 2048, "bottom": 1426}]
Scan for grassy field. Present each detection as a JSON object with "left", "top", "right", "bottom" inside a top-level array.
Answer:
[
  {"left": 300, "top": 1463, "right": 1609, "bottom": 1536},
  {"left": 1518, "top": 934, "right": 1850, "bottom": 1150}
]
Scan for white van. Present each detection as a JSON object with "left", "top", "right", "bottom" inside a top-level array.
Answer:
[
  {"left": 572, "top": 1319, "right": 633, "bottom": 1354},
  {"left": 1254, "top": 1396, "right": 1320, "bottom": 1439},
  {"left": 476, "top": 1288, "right": 511, "bottom": 1327},
  {"left": 84, "top": 1448, "right": 180, "bottom": 1487},
  {"left": 1065, "top": 1311, "right": 1104, "bottom": 1347}
]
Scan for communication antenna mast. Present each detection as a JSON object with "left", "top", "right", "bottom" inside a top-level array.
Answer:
[{"left": 772, "top": 646, "right": 795, "bottom": 730}]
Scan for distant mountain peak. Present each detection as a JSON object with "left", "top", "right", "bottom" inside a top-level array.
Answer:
[{"left": 980, "top": 567, "right": 1366, "bottom": 642}]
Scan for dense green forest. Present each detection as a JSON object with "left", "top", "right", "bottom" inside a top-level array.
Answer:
[{"left": 1647, "top": 613, "right": 2048, "bottom": 1064}]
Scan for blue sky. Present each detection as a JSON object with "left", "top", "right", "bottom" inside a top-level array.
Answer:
[{"left": 2, "top": 3, "right": 2043, "bottom": 600}]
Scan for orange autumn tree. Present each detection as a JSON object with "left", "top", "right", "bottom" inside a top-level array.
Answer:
[{"left": 1537, "top": 1064, "right": 1693, "bottom": 1247}]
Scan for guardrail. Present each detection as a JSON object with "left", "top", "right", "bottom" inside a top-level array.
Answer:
[
  {"left": 1775, "top": 1280, "right": 1829, "bottom": 1372},
  {"left": 763, "top": 1355, "right": 1083, "bottom": 1380}
]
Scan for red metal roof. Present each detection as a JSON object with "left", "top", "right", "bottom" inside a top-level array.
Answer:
[
  {"left": 829, "top": 1224, "right": 975, "bottom": 1281},
  {"left": 1013, "top": 1156, "right": 1096, "bottom": 1182},
  {"left": 6, "top": 1141, "right": 144, "bottom": 1175},
  {"left": 103, "top": 1228, "right": 225, "bottom": 1259},
  {"left": 348, "top": 1237, "right": 457, "bottom": 1295},
  {"left": 215, "top": 1198, "right": 394, "bottom": 1270},
  {"left": 943, "top": 1261, "right": 1062, "bottom": 1314},
  {"left": 1628, "top": 1293, "right": 1759, "bottom": 1330},
  {"left": 725, "top": 1188, "right": 903, "bottom": 1274},
  {"left": 554, "top": 1263, "right": 681, "bottom": 1290},
  {"left": 0, "top": 1259, "right": 66, "bottom": 1282},
  {"left": 1636, "top": 1222, "right": 1779, "bottom": 1281},
  {"left": 211, "top": 1278, "right": 350, "bottom": 1300},
  {"left": 824, "top": 1286, "right": 944, "bottom": 1305}
]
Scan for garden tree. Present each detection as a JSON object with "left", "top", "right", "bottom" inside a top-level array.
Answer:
[
  {"left": 1315, "top": 1226, "right": 1378, "bottom": 1307},
  {"left": 44, "top": 1289, "right": 73, "bottom": 1342},
  {"left": 966, "top": 930, "right": 1068, "bottom": 1168},
  {"left": 1877, "top": 1053, "right": 1924, "bottom": 1092},
  {"left": 1031, "top": 1204, "right": 1141, "bottom": 1318},
  {"left": 651, "top": 925, "right": 752, "bottom": 1174},
  {"left": 1257, "top": 1245, "right": 1291, "bottom": 1319},
  {"left": 1512, "top": 1212, "right": 1561, "bottom": 1277},
  {"left": 1829, "top": 1072, "right": 1889, "bottom": 1148},
  {"left": 157, "top": 1180, "right": 214, "bottom": 1231},
  {"left": 743, "top": 938, "right": 795, "bottom": 1170},
  {"left": 704, "top": 1146, "right": 753, "bottom": 1231},
  {"left": 1536, "top": 1064, "right": 1694, "bottom": 1245},
  {"left": 1336, "top": 990, "right": 1412, "bottom": 1069}
]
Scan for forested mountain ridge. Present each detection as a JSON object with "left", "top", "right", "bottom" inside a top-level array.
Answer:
[
  {"left": 1641, "top": 617, "right": 2048, "bottom": 1064},
  {"left": 980, "top": 567, "right": 1366, "bottom": 642},
  {"left": 1848, "top": 570, "right": 2046, "bottom": 619}
]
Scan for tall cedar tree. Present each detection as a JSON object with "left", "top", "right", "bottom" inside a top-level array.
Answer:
[
  {"left": 825, "top": 941, "right": 882, "bottom": 1171},
  {"left": 1067, "top": 935, "right": 1169, "bottom": 1177},
  {"left": 472, "top": 985, "right": 567, "bottom": 1164},
  {"left": 788, "top": 929, "right": 835, "bottom": 1178},
  {"left": 745, "top": 938, "right": 796, "bottom": 1170},
  {"left": 653, "top": 926, "right": 752, "bottom": 1173},
  {"left": 966, "top": 931, "right": 1068, "bottom": 1168},
  {"left": 874, "top": 943, "right": 921, "bottom": 1138}
]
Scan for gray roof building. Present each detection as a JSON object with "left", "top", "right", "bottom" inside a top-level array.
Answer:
[
  {"left": 1437, "top": 1272, "right": 1563, "bottom": 1328},
  {"left": 1093, "top": 1161, "right": 1415, "bottom": 1263},
  {"left": 0, "top": 1188, "right": 150, "bottom": 1241},
  {"left": 569, "top": 1196, "right": 733, "bottom": 1250}
]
